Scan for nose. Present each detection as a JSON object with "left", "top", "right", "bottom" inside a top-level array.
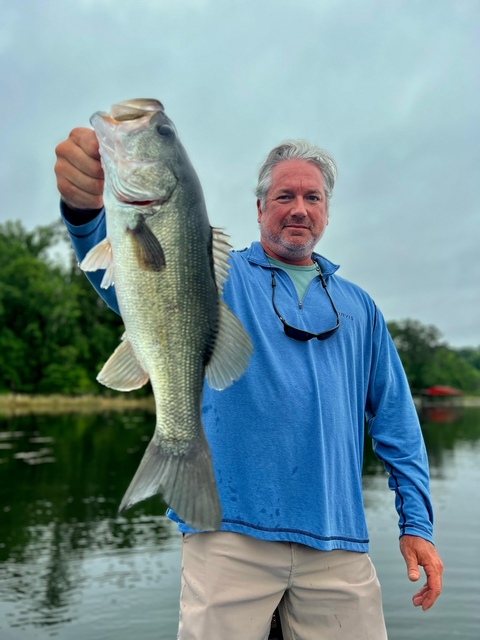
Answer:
[{"left": 291, "top": 196, "right": 308, "bottom": 216}]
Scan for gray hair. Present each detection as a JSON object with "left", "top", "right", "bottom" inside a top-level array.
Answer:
[{"left": 255, "top": 140, "right": 338, "bottom": 209}]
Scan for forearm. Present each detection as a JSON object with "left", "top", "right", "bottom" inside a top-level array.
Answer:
[{"left": 366, "top": 310, "right": 434, "bottom": 542}]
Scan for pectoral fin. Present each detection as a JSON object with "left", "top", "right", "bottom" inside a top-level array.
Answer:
[
  {"left": 206, "top": 300, "right": 253, "bottom": 390},
  {"left": 97, "top": 333, "right": 149, "bottom": 391},
  {"left": 128, "top": 216, "right": 166, "bottom": 271},
  {"left": 80, "top": 238, "right": 115, "bottom": 288}
]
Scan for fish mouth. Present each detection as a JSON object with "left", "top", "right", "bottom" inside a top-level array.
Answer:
[
  {"left": 91, "top": 98, "right": 165, "bottom": 128},
  {"left": 90, "top": 99, "right": 178, "bottom": 207},
  {"left": 117, "top": 196, "right": 170, "bottom": 208},
  {"left": 90, "top": 99, "right": 167, "bottom": 158},
  {"left": 111, "top": 99, "right": 164, "bottom": 120}
]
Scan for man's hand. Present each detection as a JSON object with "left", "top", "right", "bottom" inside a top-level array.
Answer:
[
  {"left": 400, "top": 535, "right": 443, "bottom": 610},
  {"left": 55, "top": 128, "right": 104, "bottom": 210}
]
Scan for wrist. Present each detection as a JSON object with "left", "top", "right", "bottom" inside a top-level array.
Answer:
[{"left": 61, "top": 199, "right": 103, "bottom": 225}]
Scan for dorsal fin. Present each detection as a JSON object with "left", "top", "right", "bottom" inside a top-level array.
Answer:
[
  {"left": 211, "top": 227, "right": 232, "bottom": 295},
  {"left": 206, "top": 299, "right": 253, "bottom": 390},
  {"left": 206, "top": 227, "right": 253, "bottom": 389}
]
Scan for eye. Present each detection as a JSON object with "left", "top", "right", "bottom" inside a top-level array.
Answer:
[
  {"left": 307, "top": 195, "right": 321, "bottom": 202},
  {"left": 157, "top": 124, "right": 174, "bottom": 137}
]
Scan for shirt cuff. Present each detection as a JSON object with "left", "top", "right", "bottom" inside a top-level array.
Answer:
[{"left": 60, "top": 199, "right": 103, "bottom": 226}]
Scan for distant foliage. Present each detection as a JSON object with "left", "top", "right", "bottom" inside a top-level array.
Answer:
[
  {"left": 1, "top": 221, "right": 479, "bottom": 396},
  {"left": 388, "top": 319, "right": 480, "bottom": 394},
  {"left": 0, "top": 220, "right": 124, "bottom": 394}
]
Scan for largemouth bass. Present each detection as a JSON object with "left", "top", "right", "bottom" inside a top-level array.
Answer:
[{"left": 81, "top": 99, "right": 253, "bottom": 530}]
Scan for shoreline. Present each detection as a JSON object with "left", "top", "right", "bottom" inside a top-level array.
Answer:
[
  {"left": 1, "top": 393, "right": 479, "bottom": 418},
  {"left": 0, "top": 393, "right": 155, "bottom": 417}
]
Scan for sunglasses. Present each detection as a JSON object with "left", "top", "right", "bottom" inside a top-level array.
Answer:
[{"left": 270, "top": 266, "right": 340, "bottom": 342}]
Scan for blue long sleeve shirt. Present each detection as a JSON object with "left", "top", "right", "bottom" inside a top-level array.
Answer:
[{"left": 63, "top": 207, "right": 434, "bottom": 552}]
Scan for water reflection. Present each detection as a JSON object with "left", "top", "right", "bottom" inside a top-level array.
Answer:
[
  {"left": 0, "top": 411, "right": 176, "bottom": 637},
  {"left": 420, "top": 404, "right": 464, "bottom": 425},
  {"left": 1, "top": 407, "right": 480, "bottom": 638}
]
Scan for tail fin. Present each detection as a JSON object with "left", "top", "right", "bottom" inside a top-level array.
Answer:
[{"left": 118, "top": 432, "right": 222, "bottom": 531}]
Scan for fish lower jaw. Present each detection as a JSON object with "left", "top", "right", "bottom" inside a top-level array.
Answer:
[{"left": 117, "top": 197, "right": 164, "bottom": 208}]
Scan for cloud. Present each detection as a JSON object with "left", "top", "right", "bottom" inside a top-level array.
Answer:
[{"left": 0, "top": 0, "right": 478, "bottom": 346}]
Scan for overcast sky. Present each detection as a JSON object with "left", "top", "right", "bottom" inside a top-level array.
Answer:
[{"left": 1, "top": 0, "right": 479, "bottom": 347}]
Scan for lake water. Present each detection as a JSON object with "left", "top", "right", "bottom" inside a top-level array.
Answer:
[{"left": 0, "top": 405, "right": 479, "bottom": 639}]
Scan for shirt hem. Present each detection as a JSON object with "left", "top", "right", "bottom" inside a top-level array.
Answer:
[{"left": 170, "top": 514, "right": 370, "bottom": 552}]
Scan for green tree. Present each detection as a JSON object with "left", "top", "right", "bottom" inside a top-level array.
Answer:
[
  {"left": 427, "top": 347, "right": 480, "bottom": 394},
  {"left": 455, "top": 347, "right": 480, "bottom": 372},
  {"left": 0, "top": 220, "right": 124, "bottom": 394},
  {"left": 388, "top": 318, "right": 480, "bottom": 394},
  {"left": 388, "top": 319, "right": 443, "bottom": 392}
]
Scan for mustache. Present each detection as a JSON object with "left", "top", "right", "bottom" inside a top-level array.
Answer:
[{"left": 282, "top": 216, "right": 312, "bottom": 229}]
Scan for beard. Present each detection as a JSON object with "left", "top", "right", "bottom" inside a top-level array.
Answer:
[{"left": 260, "top": 224, "right": 321, "bottom": 260}]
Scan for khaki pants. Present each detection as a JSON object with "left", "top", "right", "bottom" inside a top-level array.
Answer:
[{"left": 178, "top": 531, "right": 388, "bottom": 640}]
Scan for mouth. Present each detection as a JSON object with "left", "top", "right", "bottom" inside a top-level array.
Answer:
[
  {"left": 118, "top": 198, "right": 162, "bottom": 207},
  {"left": 116, "top": 192, "right": 177, "bottom": 209}
]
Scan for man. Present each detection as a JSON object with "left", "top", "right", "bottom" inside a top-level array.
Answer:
[{"left": 55, "top": 130, "right": 443, "bottom": 640}]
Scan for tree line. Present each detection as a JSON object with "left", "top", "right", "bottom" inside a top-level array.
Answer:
[
  {"left": 0, "top": 220, "right": 124, "bottom": 395},
  {"left": 1, "top": 220, "right": 479, "bottom": 396}
]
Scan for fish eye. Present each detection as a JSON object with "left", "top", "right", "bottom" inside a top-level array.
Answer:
[{"left": 157, "top": 124, "right": 174, "bottom": 137}]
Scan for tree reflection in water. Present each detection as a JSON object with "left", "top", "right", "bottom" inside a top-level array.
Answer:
[
  {"left": 1, "top": 406, "right": 480, "bottom": 637},
  {"left": 0, "top": 411, "right": 175, "bottom": 632}
]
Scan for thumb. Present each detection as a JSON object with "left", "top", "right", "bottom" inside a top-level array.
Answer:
[
  {"left": 406, "top": 561, "right": 421, "bottom": 582},
  {"left": 400, "top": 535, "right": 422, "bottom": 582}
]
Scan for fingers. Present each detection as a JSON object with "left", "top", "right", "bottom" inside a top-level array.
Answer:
[
  {"left": 399, "top": 535, "right": 444, "bottom": 611},
  {"left": 419, "top": 554, "right": 444, "bottom": 610},
  {"left": 412, "top": 583, "right": 429, "bottom": 606},
  {"left": 55, "top": 128, "right": 104, "bottom": 210},
  {"left": 412, "top": 581, "right": 441, "bottom": 611}
]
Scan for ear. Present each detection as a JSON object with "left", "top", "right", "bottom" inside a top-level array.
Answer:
[{"left": 256, "top": 199, "right": 263, "bottom": 223}]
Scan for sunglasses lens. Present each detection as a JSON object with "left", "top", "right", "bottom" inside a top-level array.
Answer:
[
  {"left": 284, "top": 325, "right": 314, "bottom": 341},
  {"left": 316, "top": 325, "right": 340, "bottom": 341}
]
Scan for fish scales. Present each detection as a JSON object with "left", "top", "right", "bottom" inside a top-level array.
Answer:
[
  {"left": 80, "top": 99, "right": 253, "bottom": 529},
  {"left": 111, "top": 187, "right": 217, "bottom": 443}
]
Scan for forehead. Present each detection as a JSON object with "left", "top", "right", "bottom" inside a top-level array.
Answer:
[{"left": 270, "top": 159, "right": 325, "bottom": 191}]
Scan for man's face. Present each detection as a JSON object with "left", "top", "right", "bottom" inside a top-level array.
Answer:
[{"left": 257, "top": 159, "right": 329, "bottom": 265}]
